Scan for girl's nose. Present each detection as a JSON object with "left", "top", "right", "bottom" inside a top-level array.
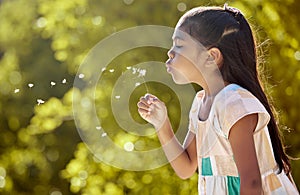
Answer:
[{"left": 167, "top": 49, "right": 175, "bottom": 59}]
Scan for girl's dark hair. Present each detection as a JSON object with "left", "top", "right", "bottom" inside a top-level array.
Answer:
[{"left": 178, "top": 5, "right": 291, "bottom": 175}]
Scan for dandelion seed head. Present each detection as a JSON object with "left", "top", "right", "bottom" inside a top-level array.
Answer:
[
  {"left": 101, "top": 132, "right": 107, "bottom": 137},
  {"left": 109, "top": 69, "right": 115, "bottom": 73},
  {"left": 115, "top": 95, "right": 120, "bottom": 99},
  {"left": 28, "top": 83, "right": 34, "bottom": 88},
  {"left": 138, "top": 69, "right": 146, "bottom": 77},
  {"left": 14, "top": 89, "right": 20, "bottom": 93},
  {"left": 62, "top": 79, "right": 67, "bottom": 84},
  {"left": 135, "top": 82, "right": 141, "bottom": 87},
  {"left": 96, "top": 126, "right": 101, "bottom": 130}
]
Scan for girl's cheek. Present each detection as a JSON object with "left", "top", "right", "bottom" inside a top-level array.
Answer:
[{"left": 173, "top": 46, "right": 182, "bottom": 54}]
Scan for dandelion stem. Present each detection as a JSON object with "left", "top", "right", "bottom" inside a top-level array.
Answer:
[{"left": 141, "top": 76, "right": 149, "bottom": 94}]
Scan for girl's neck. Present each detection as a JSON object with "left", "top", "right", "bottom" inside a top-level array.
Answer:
[
  {"left": 202, "top": 81, "right": 229, "bottom": 103},
  {"left": 198, "top": 82, "right": 229, "bottom": 121}
]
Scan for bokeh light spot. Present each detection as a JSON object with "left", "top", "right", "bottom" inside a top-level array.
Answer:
[
  {"left": 296, "top": 70, "right": 300, "bottom": 80},
  {"left": 125, "top": 179, "right": 136, "bottom": 189},
  {"left": 177, "top": 2, "right": 187, "bottom": 12},
  {"left": 36, "top": 17, "right": 47, "bottom": 28},
  {"left": 285, "top": 86, "right": 293, "bottom": 96},
  {"left": 80, "top": 97, "right": 91, "bottom": 108},
  {"left": 46, "top": 149, "right": 60, "bottom": 162},
  {"left": 294, "top": 51, "right": 300, "bottom": 61},
  {"left": 8, "top": 116, "right": 20, "bottom": 130},
  {"left": 123, "top": 0, "right": 134, "bottom": 5},
  {"left": 0, "top": 176, "right": 6, "bottom": 188},
  {"left": 92, "top": 16, "right": 103, "bottom": 26},
  {"left": 50, "top": 190, "right": 62, "bottom": 195},
  {"left": 0, "top": 81, "right": 11, "bottom": 95},
  {"left": 78, "top": 170, "right": 88, "bottom": 180},
  {"left": 9, "top": 71, "right": 22, "bottom": 85},
  {"left": 123, "top": 142, "right": 134, "bottom": 152},
  {"left": 0, "top": 167, "right": 6, "bottom": 177},
  {"left": 142, "top": 174, "right": 153, "bottom": 184}
]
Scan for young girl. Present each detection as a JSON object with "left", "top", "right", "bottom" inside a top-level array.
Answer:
[{"left": 137, "top": 4, "right": 299, "bottom": 195}]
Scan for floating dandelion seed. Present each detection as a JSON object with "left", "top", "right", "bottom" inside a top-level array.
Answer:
[
  {"left": 126, "top": 66, "right": 132, "bottom": 70},
  {"left": 101, "top": 67, "right": 106, "bottom": 72},
  {"left": 79, "top": 74, "right": 85, "bottom": 79},
  {"left": 37, "top": 99, "right": 45, "bottom": 105},
  {"left": 109, "top": 69, "right": 115, "bottom": 73},
  {"left": 135, "top": 82, "right": 141, "bottom": 87},
  {"left": 96, "top": 126, "right": 101, "bottom": 130},
  {"left": 124, "top": 142, "right": 134, "bottom": 152},
  {"left": 62, "top": 79, "right": 67, "bottom": 84},
  {"left": 28, "top": 83, "right": 34, "bottom": 88},
  {"left": 138, "top": 69, "right": 146, "bottom": 77},
  {"left": 136, "top": 68, "right": 149, "bottom": 93},
  {"left": 132, "top": 67, "right": 137, "bottom": 74},
  {"left": 115, "top": 95, "right": 120, "bottom": 99},
  {"left": 14, "top": 88, "right": 20, "bottom": 93},
  {"left": 50, "top": 81, "right": 56, "bottom": 87},
  {"left": 101, "top": 132, "right": 107, "bottom": 137}
]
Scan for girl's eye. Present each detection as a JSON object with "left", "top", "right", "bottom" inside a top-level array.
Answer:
[{"left": 173, "top": 39, "right": 183, "bottom": 48}]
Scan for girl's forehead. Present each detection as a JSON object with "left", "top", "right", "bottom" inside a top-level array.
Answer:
[
  {"left": 172, "top": 28, "right": 188, "bottom": 40},
  {"left": 172, "top": 28, "right": 207, "bottom": 51},
  {"left": 172, "top": 28, "right": 197, "bottom": 44}
]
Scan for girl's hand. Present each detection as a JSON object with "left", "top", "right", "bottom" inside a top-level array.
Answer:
[{"left": 137, "top": 93, "right": 168, "bottom": 130}]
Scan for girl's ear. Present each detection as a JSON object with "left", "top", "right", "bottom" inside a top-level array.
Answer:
[{"left": 207, "top": 47, "right": 223, "bottom": 68}]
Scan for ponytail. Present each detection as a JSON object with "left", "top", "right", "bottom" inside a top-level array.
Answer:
[{"left": 223, "top": 6, "right": 291, "bottom": 175}]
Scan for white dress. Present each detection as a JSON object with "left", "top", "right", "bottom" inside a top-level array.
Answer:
[{"left": 187, "top": 84, "right": 299, "bottom": 195}]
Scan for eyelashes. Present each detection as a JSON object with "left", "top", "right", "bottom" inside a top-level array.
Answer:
[{"left": 173, "top": 39, "right": 184, "bottom": 49}]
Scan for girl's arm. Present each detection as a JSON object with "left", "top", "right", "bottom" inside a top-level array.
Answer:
[
  {"left": 229, "top": 113, "right": 262, "bottom": 195},
  {"left": 137, "top": 94, "right": 198, "bottom": 179},
  {"left": 156, "top": 118, "right": 198, "bottom": 179}
]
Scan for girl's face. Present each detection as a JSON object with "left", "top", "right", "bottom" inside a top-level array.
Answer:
[{"left": 166, "top": 27, "right": 208, "bottom": 85}]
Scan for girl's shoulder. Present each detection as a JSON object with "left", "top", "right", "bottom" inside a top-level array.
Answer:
[
  {"left": 214, "top": 83, "right": 268, "bottom": 115},
  {"left": 214, "top": 83, "right": 258, "bottom": 106},
  {"left": 218, "top": 83, "right": 253, "bottom": 98},
  {"left": 213, "top": 83, "right": 270, "bottom": 137}
]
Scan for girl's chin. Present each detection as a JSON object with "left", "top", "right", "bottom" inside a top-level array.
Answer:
[
  {"left": 168, "top": 69, "right": 190, "bottom": 84},
  {"left": 166, "top": 67, "right": 172, "bottom": 73},
  {"left": 171, "top": 75, "right": 190, "bottom": 85}
]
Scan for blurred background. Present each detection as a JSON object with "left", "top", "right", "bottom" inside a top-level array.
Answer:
[{"left": 0, "top": 0, "right": 299, "bottom": 194}]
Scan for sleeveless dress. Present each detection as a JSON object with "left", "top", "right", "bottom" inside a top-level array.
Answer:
[{"left": 187, "top": 84, "right": 299, "bottom": 195}]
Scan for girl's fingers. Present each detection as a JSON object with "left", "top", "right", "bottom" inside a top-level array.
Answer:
[
  {"left": 149, "top": 97, "right": 160, "bottom": 104},
  {"left": 138, "top": 107, "right": 148, "bottom": 114},
  {"left": 137, "top": 101, "right": 150, "bottom": 110},
  {"left": 145, "top": 93, "right": 157, "bottom": 99},
  {"left": 139, "top": 96, "right": 149, "bottom": 105},
  {"left": 140, "top": 95, "right": 158, "bottom": 105},
  {"left": 138, "top": 108, "right": 151, "bottom": 117},
  {"left": 144, "top": 94, "right": 159, "bottom": 104}
]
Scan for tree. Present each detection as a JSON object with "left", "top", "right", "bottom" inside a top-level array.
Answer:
[{"left": 0, "top": 0, "right": 299, "bottom": 194}]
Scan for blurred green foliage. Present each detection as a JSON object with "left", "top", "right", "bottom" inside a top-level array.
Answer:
[{"left": 0, "top": 0, "right": 299, "bottom": 194}]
